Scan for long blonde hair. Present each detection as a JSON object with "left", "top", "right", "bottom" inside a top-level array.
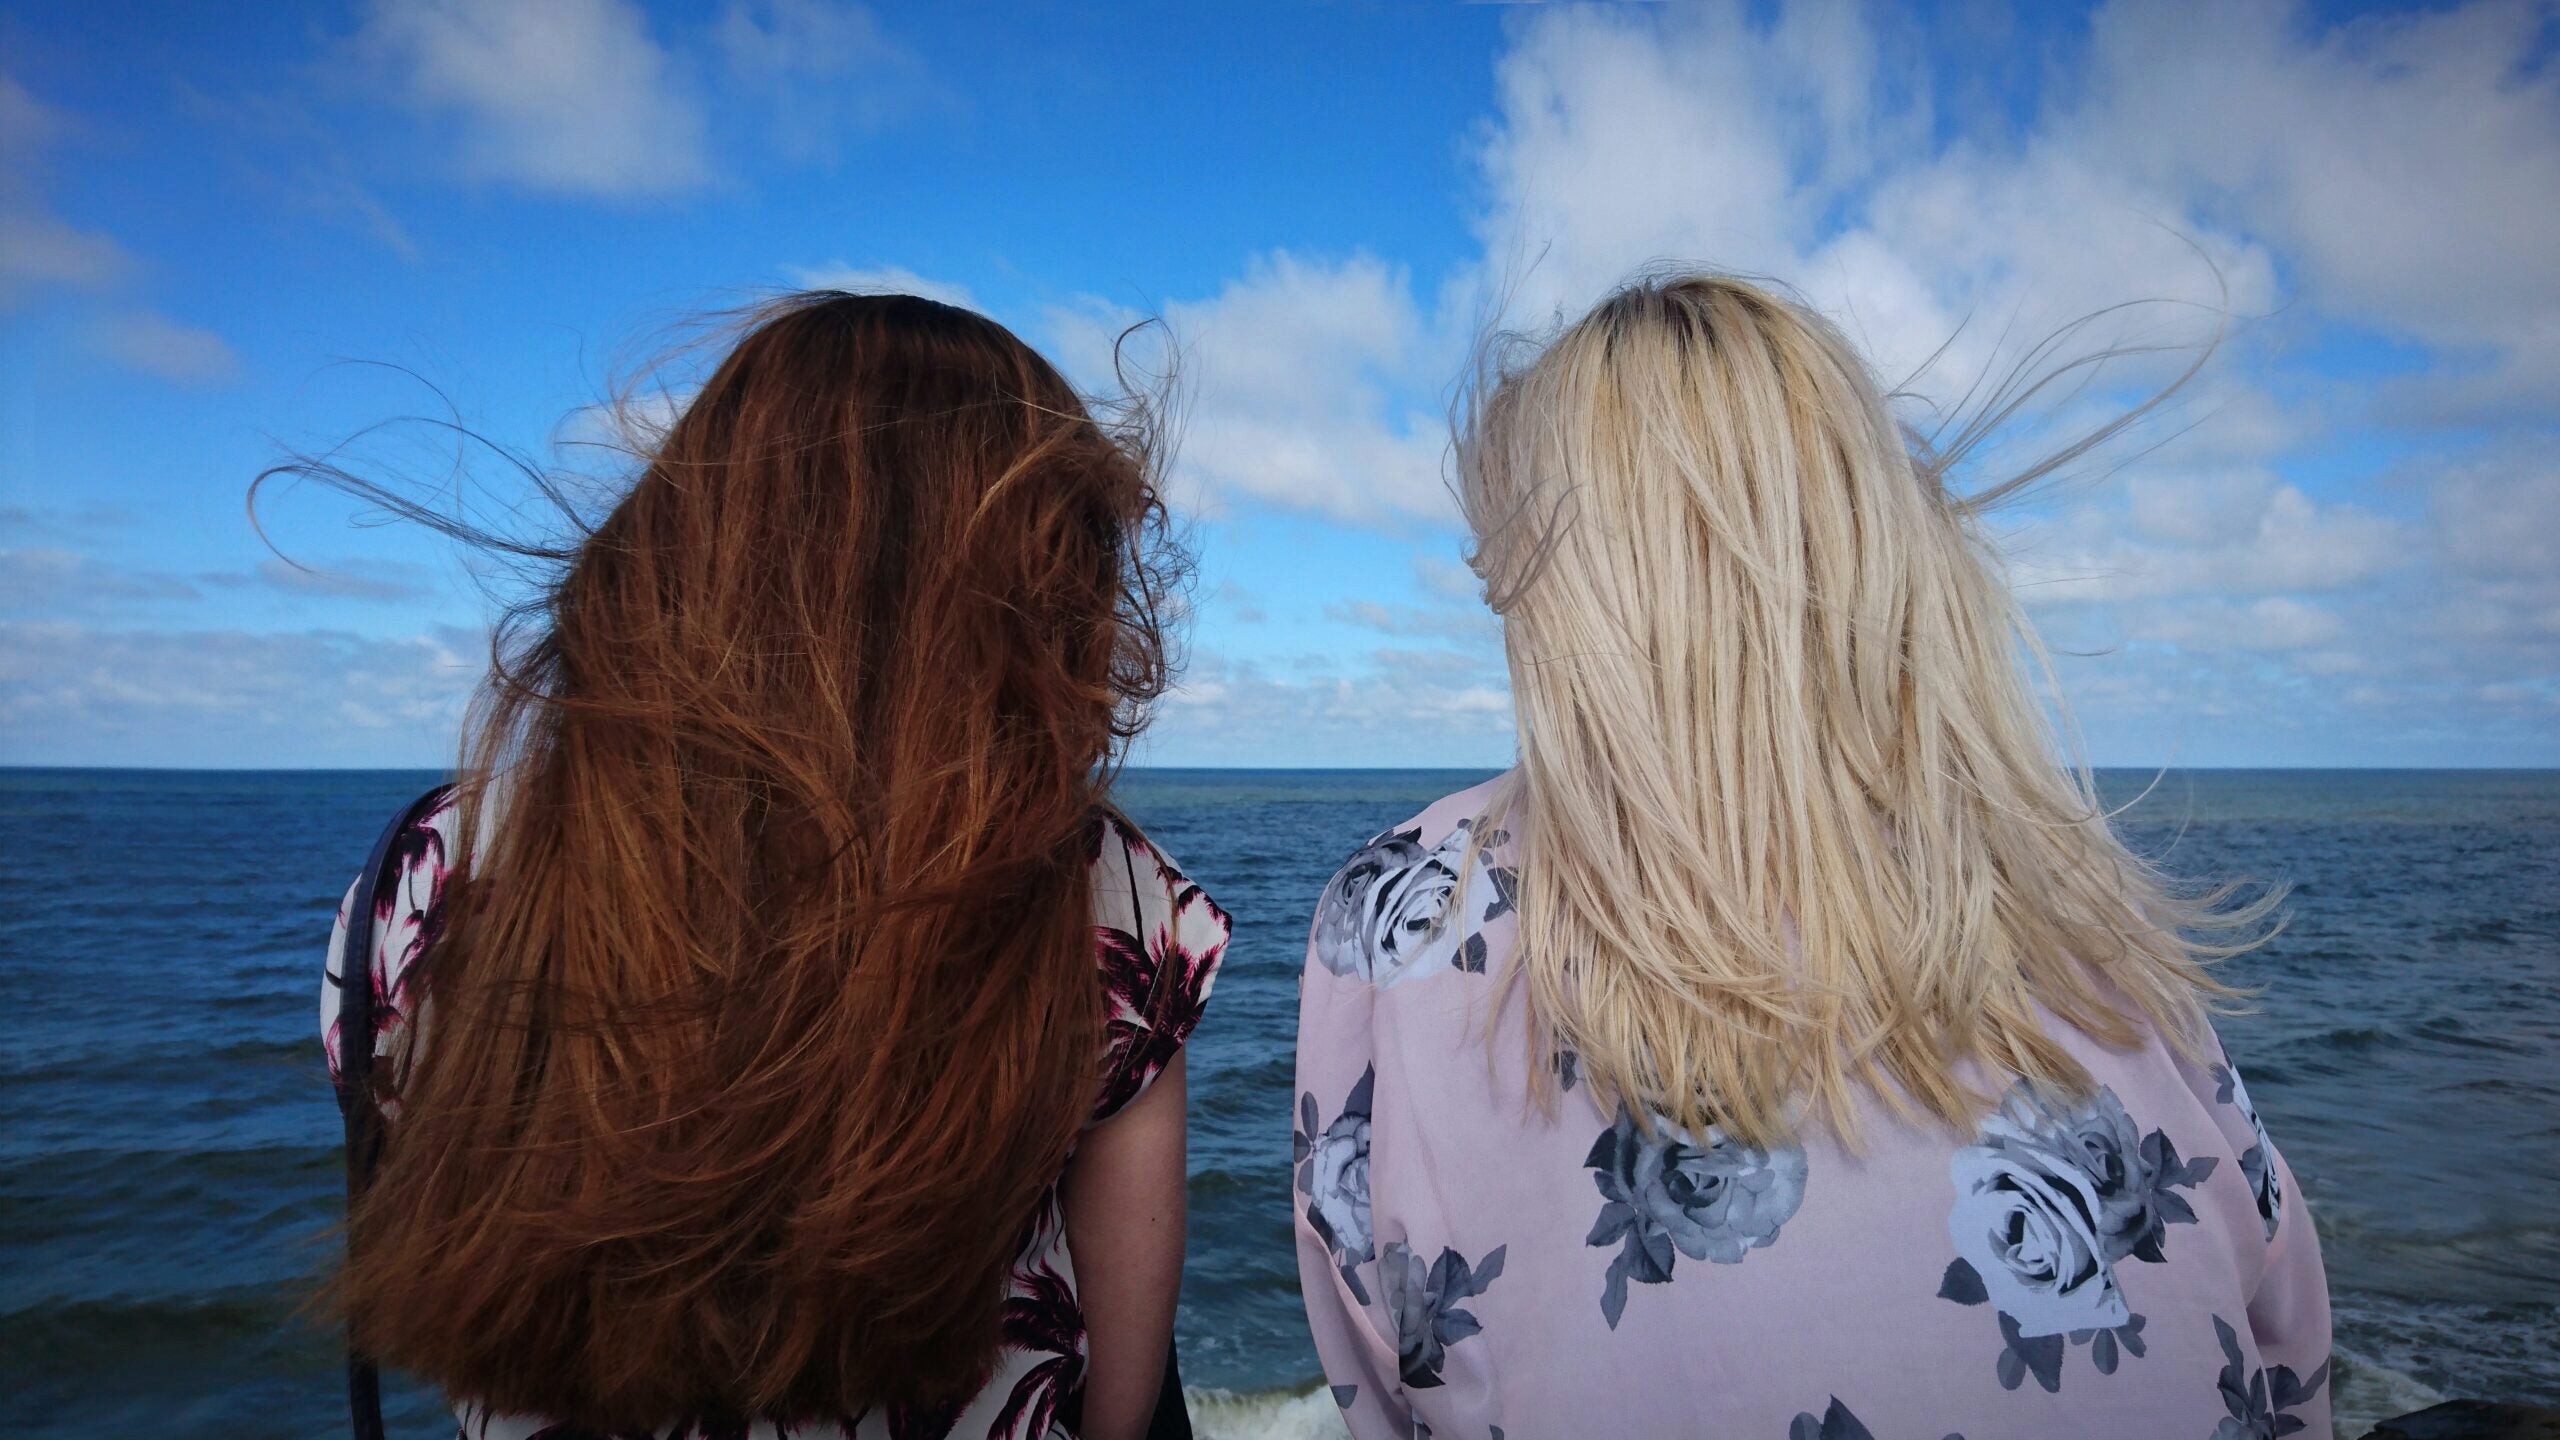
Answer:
[{"left": 1459, "top": 274, "right": 2273, "bottom": 1149}]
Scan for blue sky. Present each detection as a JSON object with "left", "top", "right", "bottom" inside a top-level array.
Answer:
[{"left": 3, "top": 0, "right": 2555, "bottom": 768}]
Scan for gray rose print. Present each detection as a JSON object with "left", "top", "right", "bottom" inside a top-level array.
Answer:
[
  {"left": 1787, "top": 1399, "right": 1967, "bottom": 1440},
  {"left": 2208, "top": 1314, "right": 2328, "bottom": 1438},
  {"left": 1295, "top": 1066, "right": 1376, "bottom": 1302},
  {"left": 1378, "top": 1240, "right": 1506, "bottom": 1389},
  {"left": 1584, "top": 1106, "right": 1808, "bottom": 1329},
  {"left": 1312, "top": 819, "right": 1518, "bottom": 987},
  {"left": 1990, "top": 1084, "right": 2219, "bottom": 1266},
  {"left": 1936, "top": 1081, "right": 2210, "bottom": 1391},
  {"left": 2214, "top": 1060, "right": 2283, "bottom": 1241}
]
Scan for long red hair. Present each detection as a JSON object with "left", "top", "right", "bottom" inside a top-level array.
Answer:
[{"left": 308, "top": 294, "right": 1179, "bottom": 1426}]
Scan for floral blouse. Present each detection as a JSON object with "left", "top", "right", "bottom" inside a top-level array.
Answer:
[
  {"left": 323, "top": 794, "right": 1228, "bottom": 1440},
  {"left": 1293, "top": 778, "right": 2331, "bottom": 1440}
]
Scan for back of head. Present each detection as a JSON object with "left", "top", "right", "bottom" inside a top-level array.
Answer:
[
  {"left": 335, "top": 293, "right": 1177, "bottom": 1425},
  {"left": 1459, "top": 275, "right": 2266, "bottom": 1148}
]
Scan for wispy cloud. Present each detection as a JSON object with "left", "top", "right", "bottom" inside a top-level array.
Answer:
[
  {"left": 0, "top": 73, "right": 132, "bottom": 304},
  {"left": 88, "top": 311, "right": 242, "bottom": 388},
  {"left": 354, "top": 0, "right": 715, "bottom": 198},
  {"left": 717, "top": 0, "right": 925, "bottom": 160}
]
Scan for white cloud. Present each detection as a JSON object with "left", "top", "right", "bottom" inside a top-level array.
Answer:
[
  {"left": 89, "top": 311, "right": 242, "bottom": 388},
  {"left": 1143, "top": 649, "right": 1514, "bottom": 768},
  {"left": 1050, "top": 252, "right": 1454, "bottom": 525},
  {"left": 0, "top": 621, "right": 482, "bottom": 766},
  {"left": 2008, "top": 475, "right": 2408, "bottom": 605},
  {"left": 1473, "top": 3, "right": 2276, "bottom": 403},
  {"left": 357, "top": 0, "right": 712, "bottom": 197},
  {"left": 2074, "top": 1, "right": 2560, "bottom": 418},
  {"left": 1101, "top": 0, "right": 2556, "bottom": 762},
  {"left": 784, "top": 263, "right": 976, "bottom": 310},
  {"left": 2136, "top": 596, "right": 2348, "bottom": 654},
  {"left": 2431, "top": 451, "right": 2560, "bottom": 584}
]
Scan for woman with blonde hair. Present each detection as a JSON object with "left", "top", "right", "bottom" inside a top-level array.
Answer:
[{"left": 1292, "top": 276, "right": 2328, "bottom": 1439}]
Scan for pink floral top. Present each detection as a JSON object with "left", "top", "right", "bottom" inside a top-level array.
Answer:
[
  {"left": 1293, "top": 778, "right": 2332, "bottom": 1440},
  {"left": 323, "top": 794, "right": 1228, "bottom": 1440}
]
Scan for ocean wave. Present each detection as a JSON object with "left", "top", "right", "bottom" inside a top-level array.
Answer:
[
  {"left": 2330, "top": 1290, "right": 2560, "bottom": 1411},
  {"left": 2331, "top": 1344, "right": 2446, "bottom": 1440},
  {"left": 1186, "top": 1385, "right": 1349, "bottom": 1440}
]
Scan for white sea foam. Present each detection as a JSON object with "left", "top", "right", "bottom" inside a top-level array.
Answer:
[
  {"left": 2330, "top": 1340, "right": 2446, "bottom": 1439},
  {"left": 1185, "top": 1385, "right": 1351, "bottom": 1440},
  {"left": 1186, "top": 1354, "right": 2459, "bottom": 1440}
]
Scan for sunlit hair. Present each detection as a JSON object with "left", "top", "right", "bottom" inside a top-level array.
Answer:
[
  {"left": 1457, "top": 273, "right": 2274, "bottom": 1151},
  {"left": 266, "top": 293, "right": 1183, "bottom": 1426}
]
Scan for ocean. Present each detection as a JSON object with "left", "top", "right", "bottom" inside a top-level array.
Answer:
[{"left": 2, "top": 767, "right": 2555, "bottom": 1438}]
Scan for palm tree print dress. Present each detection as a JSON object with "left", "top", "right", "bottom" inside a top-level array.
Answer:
[
  {"left": 1294, "top": 778, "right": 2331, "bottom": 1440},
  {"left": 323, "top": 797, "right": 1227, "bottom": 1440}
]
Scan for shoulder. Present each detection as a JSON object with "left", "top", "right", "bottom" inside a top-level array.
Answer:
[
  {"left": 1307, "top": 774, "right": 1519, "bottom": 989},
  {"left": 1087, "top": 808, "right": 1230, "bottom": 1123},
  {"left": 1088, "top": 807, "right": 1228, "bottom": 947}
]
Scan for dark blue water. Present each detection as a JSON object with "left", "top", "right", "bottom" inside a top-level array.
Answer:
[{"left": 3, "top": 768, "right": 2554, "bottom": 1438}]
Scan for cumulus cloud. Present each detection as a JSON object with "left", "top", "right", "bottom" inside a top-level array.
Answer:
[
  {"left": 2073, "top": 1, "right": 2560, "bottom": 420},
  {"left": 356, "top": 0, "right": 713, "bottom": 197},
  {"left": 1049, "top": 252, "right": 1455, "bottom": 525},
  {"left": 1118, "top": 0, "right": 2554, "bottom": 763}
]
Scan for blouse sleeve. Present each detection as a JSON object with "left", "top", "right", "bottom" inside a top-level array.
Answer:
[
  {"left": 318, "top": 795, "right": 457, "bottom": 1094},
  {"left": 2204, "top": 1043, "right": 2334, "bottom": 1438},
  {"left": 1090, "top": 815, "right": 1230, "bottom": 1124},
  {"left": 319, "top": 874, "right": 366, "bottom": 1083},
  {"left": 2246, "top": 1122, "right": 2334, "bottom": 1437},
  {"left": 1292, "top": 927, "right": 1411, "bottom": 1440}
]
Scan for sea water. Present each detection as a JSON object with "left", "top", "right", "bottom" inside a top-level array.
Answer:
[{"left": 3, "top": 768, "right": 2554, "bottom": 1438}]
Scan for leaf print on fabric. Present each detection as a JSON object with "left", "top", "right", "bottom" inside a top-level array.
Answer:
[
  {"left": 1583, "top": 1107, "right": 1807, "bottom": 1329},
  {"left": 1940, "top": 1081, "right": 2206, "bottom": 1391},
  {"left": 2209, "top": 1314, "right": 2329, "bottom": 1438},
  {"left": 1785, "top": 1398, "right": 1967, "bottom": 1440},
  {"left": 991, "top": 1256, "right": 1085, "bottom": 1440},
  {"left": 1295, "top": 1066, "right": 1377, "bottom": 1303},
  {"left": 2214, "top": 1060, "right": 2284, "bottom": 1241},
  {"left": 1378, "top": 1241, "right": 1506, "bottom": 1389},
  {"left": 1092, "top": 820, "right": 1229, "bottom": 1119},
  {"left": 326, "top": 789, "right": 455, "bottom": 1084},
  {"left": 1311, "top": 818, "right": 1517, "bottom": 987}
]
